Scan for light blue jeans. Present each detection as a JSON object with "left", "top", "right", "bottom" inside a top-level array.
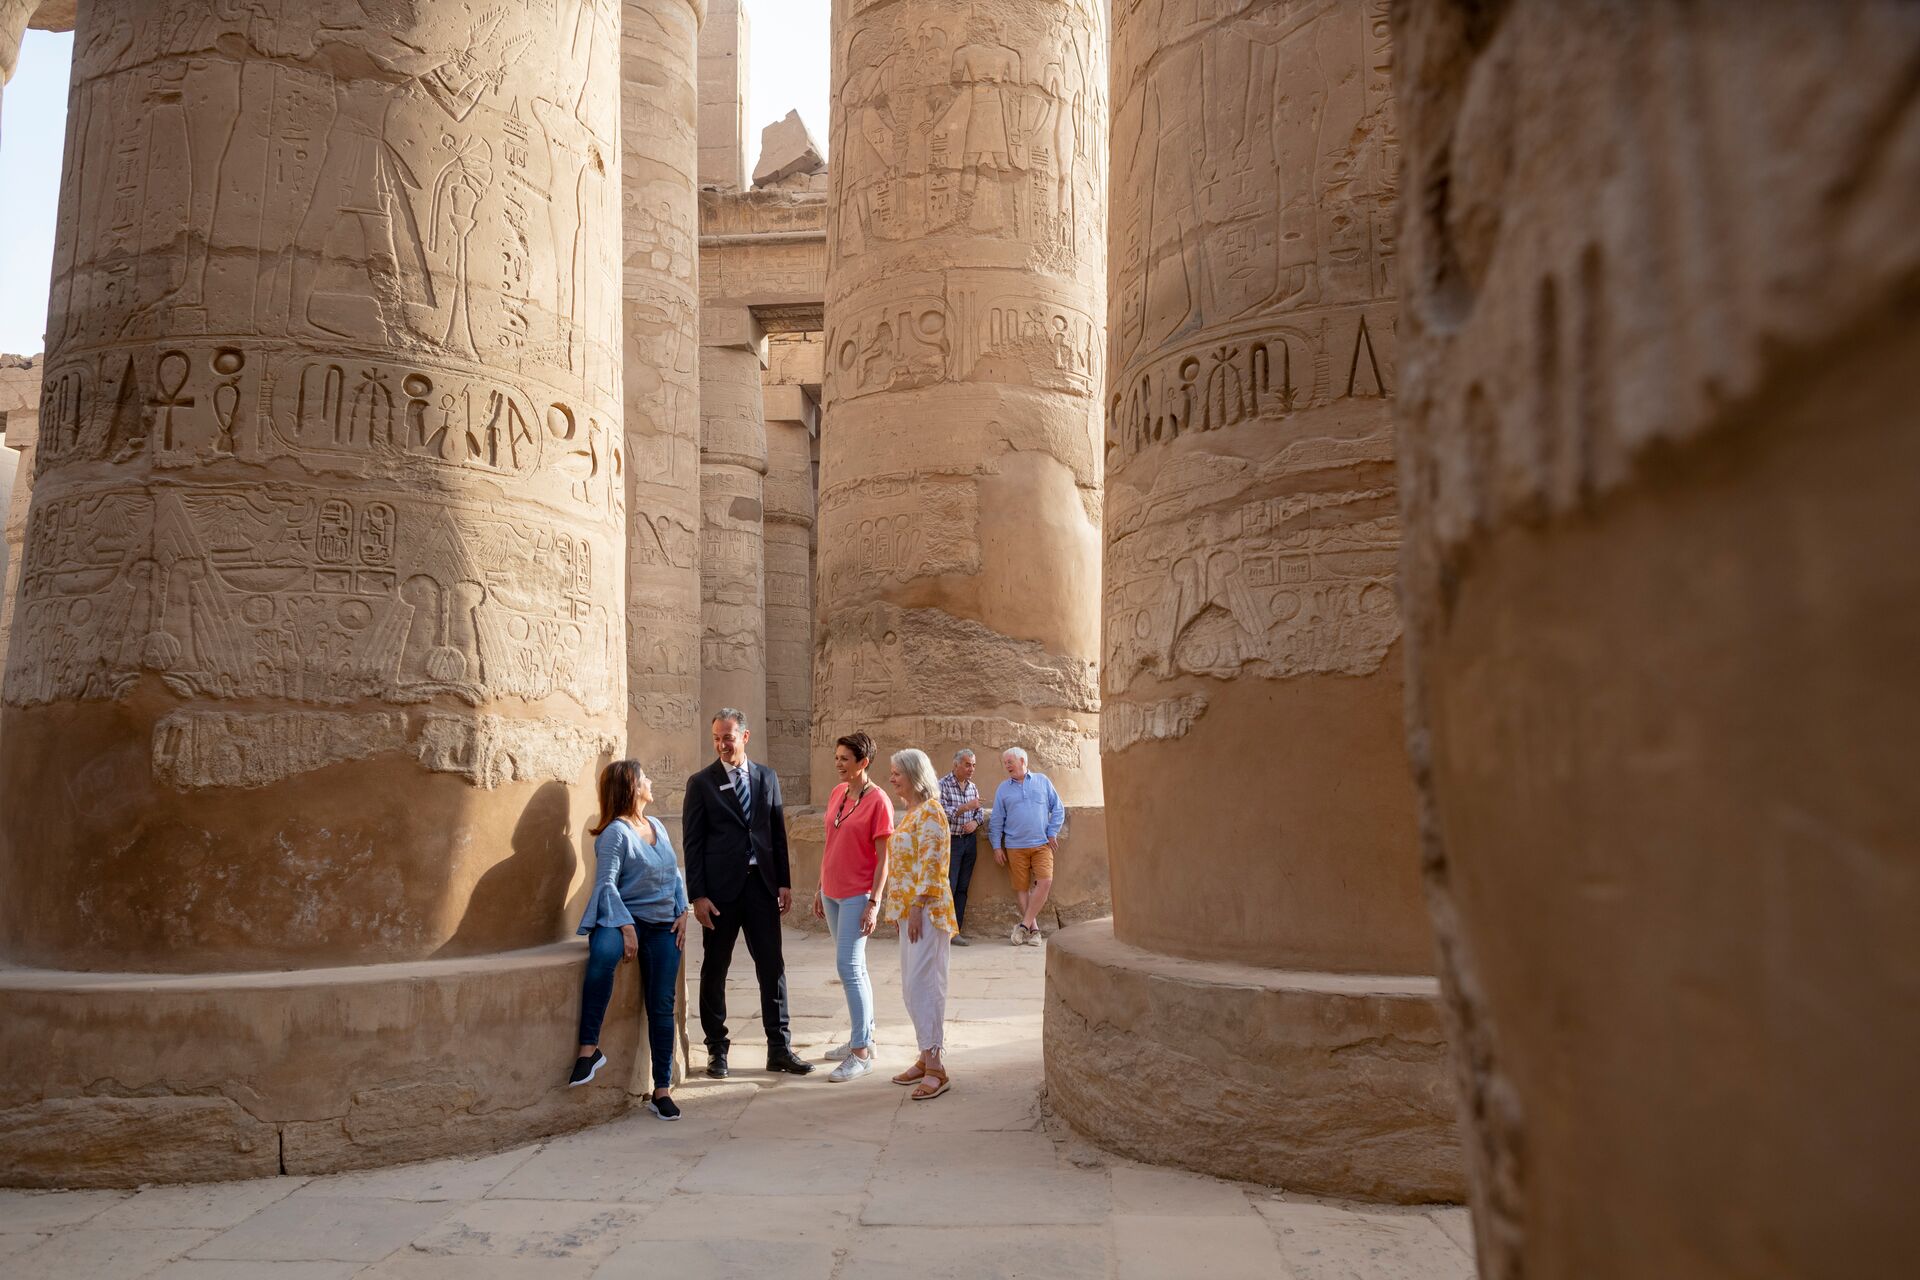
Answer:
[{"left": 821, "top": 892, "right": 874, "bottom": 1049}]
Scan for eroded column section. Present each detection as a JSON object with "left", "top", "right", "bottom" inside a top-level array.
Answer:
[
  {"left": 762, "top": 371, "right": 816, "bottom": 803},
  {"left": 1395, "top": 2, "right": 1920, "bottom": 1272},
  {"left": 623, "top": 0, "right": 706, "bottom": 807},
  {"left": 1103, "top": 0, "right": 1424, "bottom": 972},
  {"left": 1045, "top": 0, "right": 1460, "bottom": 1202},
  {"left": 818, "top": 0, "right": 1106, "bottom": 796},
  {"left": 699, "top": 306, "right": 767, "bottom": 732},
  {"left": 1, "top": 0, "right": 626, "bottom": 972}
]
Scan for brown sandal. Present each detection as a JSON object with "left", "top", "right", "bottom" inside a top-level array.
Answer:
[
  {"left": 892, "top": 1061, "right": 927, "bottom": 1086},
  {"left": 911, "top": 1067, "right": 950, "bottom": 1100}
]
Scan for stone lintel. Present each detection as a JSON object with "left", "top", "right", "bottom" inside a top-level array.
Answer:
[
  {"left": 762, "top": 383, "right": 816, "bottom": 432},
  {"left": 1045, "top": 919, "right": 1467, "bottom": 1204},
  {"left": 700, "top": 304, "right": 767, "bottom": 361}
]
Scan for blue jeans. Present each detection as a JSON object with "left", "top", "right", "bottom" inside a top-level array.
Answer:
[
  {"left": 821, "top": 892, "right": 874, "bottom": 1049},
  {"left": 578, "top": 922, "right": 679, "bottom": 1091}
]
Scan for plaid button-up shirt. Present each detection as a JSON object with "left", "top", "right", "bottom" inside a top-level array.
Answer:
[{"left": 938, "top": 772, "right": 981, "bottom": 834}]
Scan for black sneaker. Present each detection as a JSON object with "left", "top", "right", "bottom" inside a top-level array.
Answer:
[
  {"left": 706, "top": 1053, "right": 729, "bottom": 1079},
  {"left": 646, "top": 1093, "right": 681, "bottom": 1121},
  {"left": 568, "top": 1049, "right": 606, "bottom": 1087}
]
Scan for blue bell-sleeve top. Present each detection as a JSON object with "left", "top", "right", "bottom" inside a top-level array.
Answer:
[{"left": 577, "top": 816, "right": 690, "bottom": 932}]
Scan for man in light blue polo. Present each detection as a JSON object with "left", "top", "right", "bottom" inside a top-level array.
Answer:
[{"left": 987, "top": 746, "right": 1065, "bottom": 946}]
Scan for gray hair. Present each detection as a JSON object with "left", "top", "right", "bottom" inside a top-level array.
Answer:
[
  {"left": 892, "top": 748, "right": 940, "bottom": 802},
  {"left": 711, "top": 708, "right": 749, "bottom": 730},
  {"left": 1001, "top": 746, "right": 1028, "bottom": 763},
  {"left": 952, "top": 748, "right": 976, "bottom": 764}
]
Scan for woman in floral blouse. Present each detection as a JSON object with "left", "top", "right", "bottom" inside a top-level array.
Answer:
[{"left": 882, "top": 747, "right": 959, "bottom": 1099}]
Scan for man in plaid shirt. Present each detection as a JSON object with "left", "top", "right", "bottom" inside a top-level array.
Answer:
[{"left": 938, "top": 749, "right": 987, "bottom": 944}]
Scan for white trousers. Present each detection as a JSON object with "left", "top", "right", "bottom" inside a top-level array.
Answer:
[{"left": 898, "top": 911, "right": 952, "bottom": 1052}]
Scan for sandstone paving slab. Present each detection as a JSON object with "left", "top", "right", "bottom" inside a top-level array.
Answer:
[
  {"left": 0, "top": 1188, "right": 129, "bottom": 1231},
  {"left": 593, "top": 1235, "right": 837, "bottom": 1279},
  {"left": 943, "top": 997, "right": 1039, "bottom": 1023},
  {"left": 148, "top": 1262, "right": 363, "bottom": 1279},
  {"left": 358, "top": 1254, "right": 597, "bottom": 1278},
  {"left": 192, "top": 1197, "right": 456, "bottom": 1262},
  {"left": 1430, "top": 1207, "right": 1476, "bottom": 1258},
  {"left": 1109, "top": 1163, "right": 1261, "bottom": 1216},
  {"left": 727, "top": 1073, "right": 906, "bottom": 1143},
  {"left": 91, "top": 1176, "right": 309, "bottom": 1228},
  {"left": 862, "top": 1131, "right": 1109, "bottom": 1227},
  {"left": 408, "top": 1199, "right": 646, "bottom": 1260},
  {"left": 1257, "top": 1199, "right": 1477, "bottom": 1280},
  {"left": 483, "top": 1134, "right": 694, "bottom": 1205},
  {"left": 678, "top": 1136, "right": 880, "bottom": 1197},
  {"left": 0, "top": 1232, "right": 49, "bottom": 1259},
  {"left": 293, "top": 1149, "right": 534, "bottom": 1203},
  {"left": 8, "top": 1227, "right": 214, "bottom": 1280},
  {"left": 1114, "top": 1214, "right": 1289, "bottom": 1280},
  {"left": 890, "top": 1079, "right": 1041, "bottom": 1134},
  {"left": 838, "top": 1224, "right": 1109, "bottom": 1280},
  {"left": 635, "top": 1192, "right": 864, "bottom": 1243}
]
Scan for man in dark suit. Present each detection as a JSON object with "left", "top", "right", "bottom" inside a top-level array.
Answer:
[{"left": 683, "top": 708, "right": 814, "bottom": 1078}]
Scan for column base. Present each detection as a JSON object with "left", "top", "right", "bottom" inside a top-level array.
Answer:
[
  {"left": 1044, "top": 919, "right": 1466, "bottom": 1203},
  {"left": 0, "top": 943, "right": 651, "bottom": 1188}
]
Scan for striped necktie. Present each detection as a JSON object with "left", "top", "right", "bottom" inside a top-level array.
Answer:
[{"left": 732, "top": 766, "right": 750, "bottom": 822}]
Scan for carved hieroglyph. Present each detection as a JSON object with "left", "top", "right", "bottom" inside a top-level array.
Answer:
[
  {"left": 699, "top": 309, "right": 767, "bottom": 734},
  {"left": 762, "top": 372, "right": 815, "bottom": 804},
  {"left": 1, "top": 0, "right": 628, "bottom": 971},
  {"left": 1394, "top": 3, "right": 1920, "bottom": 1275},
  {"left": 623, "top": 0, "right": 706, "bottom": 809},
  {"left": 1100, "top": 0, "right": 1429, "bottom": 972},
  {"left": 818, "top": 0, "right": 1107, "bottom": 800}
]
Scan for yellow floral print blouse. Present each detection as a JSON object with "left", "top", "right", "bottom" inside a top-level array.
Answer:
[{"left": 881, "top": 798, "right": 958, "bottom": 935}]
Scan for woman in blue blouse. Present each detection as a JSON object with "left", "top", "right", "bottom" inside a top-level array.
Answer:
[{"left": 571, "top": 760, "right": 692, "bottom": 1119}]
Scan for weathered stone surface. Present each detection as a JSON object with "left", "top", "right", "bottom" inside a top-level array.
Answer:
[
  {"left": 1101, "top": 0, "right": 1426, "bottom": 974},
  {"left": 0, "top": 354, "right": 41, "bottom": 689},
  {"left": 761, "top": 360, "right": 816, "bottom": 802},
  {"left": 753, "top": 109, "right": 826, "bottom": 188},
  {"left": 816, "top": 0, "right": 1108, "bottom": 803},
  {"left": 1392, "top": 2, "right": 1920, "bottom": 1275},
  {"left": 0, "top": 944, "right": 648, "bottom": 1188},
  {"left": 698, "top": 308, "right": 768, "bottom": 730},
  {"left": 623, "top": 0, "right": 708, "bottom": 811},
  {"left": 1046, "top": 921, "right": 1464, "bottom": 1204},
  {"left": 1, "top": 0, "right": 627, "bottom": 972},
  {"left": 697, "top": 0, "right": 749, "bottom": 191}
]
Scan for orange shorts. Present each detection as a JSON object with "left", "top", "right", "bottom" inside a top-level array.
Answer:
[{"left": 1005, "top": 845, "right": 1054, "bottom": 893}]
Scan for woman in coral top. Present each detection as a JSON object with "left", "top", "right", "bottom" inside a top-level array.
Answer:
[
  {"left": 882, "top": 747, "right": 958, "bottom": 1099},
  {"left": 812, "top": 730, "right": 893, "bottom": 1081}
]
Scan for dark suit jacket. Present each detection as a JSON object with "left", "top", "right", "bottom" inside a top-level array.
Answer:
[{"left": 682, "top": 758, "right": 790, "bottom": 903}]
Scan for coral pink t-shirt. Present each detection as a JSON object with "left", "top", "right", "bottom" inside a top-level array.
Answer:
[{"left": 821, "top": 781, "right": 894, "bottom": 899}]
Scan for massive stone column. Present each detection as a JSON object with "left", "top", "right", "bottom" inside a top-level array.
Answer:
[
  {"left": 0, "top": 0, "right": 32, "bottom": 137},
  {"left": 623, "top": 0, "right": 707, "bottom": 808},
  {"left": 0, "top": 0, "right": 661, "bottom": 1184},
  {"left": 817, "top": 0, "right": 1106, "bottom": 799},
  {"left": 1045, "top": 0, "right": 1463, "bottom": 1202},
  {"left": 699, "top": 305, "right": 768, "bottom": 731},
  {"left": 1393, "top": 2, "right": 1920, "bottom": 1274},
  {"left": 762, "top": 373, "right": 816, "bottom": 803}
]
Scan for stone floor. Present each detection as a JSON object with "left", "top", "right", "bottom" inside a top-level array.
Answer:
[{"left": 0, "top": 931, "right": 1476, "bottom": 1278}]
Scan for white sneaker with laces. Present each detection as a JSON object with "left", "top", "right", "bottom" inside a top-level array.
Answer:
[
  {"left": 1010, "top": 922, "right": 1028, "bottom": 946},
  {"left": 1024, "top": 923, "right": 1043, "bottom": 945},
  {"left": 828, "top": 1053, "right": 875, "bottom": 1082}
]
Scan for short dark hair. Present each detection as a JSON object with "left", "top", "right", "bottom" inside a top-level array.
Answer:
[
  {"left": 711, "top": 708, "right": 749, "bottom": 731},
  {"left": 835, "top": 731, "right": 876, "bottom": 764}
]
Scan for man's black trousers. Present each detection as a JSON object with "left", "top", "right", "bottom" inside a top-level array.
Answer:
[{"left": 697, "top": 874, "right": 793, "bottom": 1055}]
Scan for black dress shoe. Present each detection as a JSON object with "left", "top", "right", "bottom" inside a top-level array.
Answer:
[
  {"left": 765, "top": 1050, "right": 815, "bottom": 1076},
  {"left": 706, "top": 1053, "right": 729, "bottom": 1079}
]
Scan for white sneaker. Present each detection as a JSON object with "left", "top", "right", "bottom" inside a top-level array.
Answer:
[
  {"left": 1010, "top": 922, "right": 1028, "bottom": 946},
  {"left": 828, "top": 1053, "right": 875, "bottom": 1082},
  {"left": 1024, "top": 923, "right": 1043, "bottom": 945},
  {"left": 825, "top": 1040, "right": 854, "bottom": 1061}
]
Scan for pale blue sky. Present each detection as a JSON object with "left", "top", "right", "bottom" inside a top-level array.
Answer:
[{"left": 0, "top": 3, "right": 830, "bottom": 355}]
